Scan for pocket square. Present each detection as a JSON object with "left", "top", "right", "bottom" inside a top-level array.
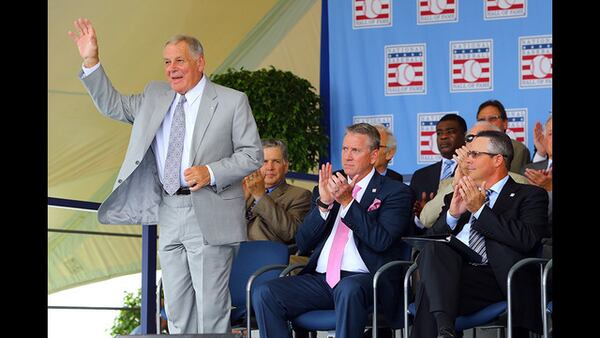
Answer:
[{"left": 368, "top": 198, "right": 382, "bottom": 211}]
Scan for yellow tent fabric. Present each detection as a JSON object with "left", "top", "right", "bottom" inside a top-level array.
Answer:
[{"left": 49, "top": 0, "right": 321, "bottom": 294}]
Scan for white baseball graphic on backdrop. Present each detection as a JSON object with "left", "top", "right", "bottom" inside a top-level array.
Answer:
[
  {"left": 396, "top": 64, "right": 415, "bottom": 85},
  {"left": 463, "top": 60, "right": 482, "bottom": 82}
]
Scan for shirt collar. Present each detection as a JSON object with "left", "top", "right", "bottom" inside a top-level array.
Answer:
[
  {"left": 266, "top": 180, "right": 284, "bottom": 194},
  {"left": 349, "top": 167, "right": 376, "bottom": 191},
  {"left": 487, "top": 174, "right": 510, "bottom": 196},
  {"left": 178, "top": 75, "right": 206, "bottom": 106}
]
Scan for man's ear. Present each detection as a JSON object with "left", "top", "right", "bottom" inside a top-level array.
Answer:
[{"left": 370, "top": 148, "right": 379, "bottom": 165}]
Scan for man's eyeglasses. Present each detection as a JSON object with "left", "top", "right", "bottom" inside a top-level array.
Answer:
[
  {"left": 466, "top": 150, "right": 502, "bottom": 159},
  {"left": 466, "top": 134, "right": 477, "bottom": 143},
  {"left": 476, "top": 115, "right": 503, "bottom": 123}
]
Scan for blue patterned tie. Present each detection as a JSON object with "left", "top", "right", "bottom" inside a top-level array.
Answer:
[
  {"left": 441, "top": 159, "right": 455, "bottom": 181},
  {"left": 469, "top": 189, "right": 492, "bottom": 264},
  {"left": 163, "top": 96, "right": 186, "bottom": 195}
]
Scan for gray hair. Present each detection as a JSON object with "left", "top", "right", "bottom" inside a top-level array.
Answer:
[
  {"left": 165, "top": 35, "right": 204, "bottom": 58},
  {"left": 261, "top": 138, "right": 289, "bottom": 163},
  {"left": 471, "top": 121, "right": 501, "bottom": 133},
  {"left": 345, "top": 123, "right": 381, "bottom": 151},
  {"left": 374, "top": 124, "right": 396, "bottom": 153},
  {"left": 477, "top": 130, "right": 514, "bottom": 171}
]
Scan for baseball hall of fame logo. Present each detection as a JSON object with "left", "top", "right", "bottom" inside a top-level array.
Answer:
[
  {"left": 385, "top": 44, "right": 426, "bottom": 96},
  {"left": 519, "top": 35, "right": 552, "bottom": 89},
  {"left": 484, "top": 0, "right": 526, "bottom": 20},
  {"left": 450, "top": 39, "right": 493, "bottom": 92},
  {"left": 417, "top": 0, "right": 458, "bottom": 25},
  {"left": 353, "top": 0, "right": 392, "bottom": 29},
  {"left": 353, "top": 114, "right": 393, "bottom": 130},
  {"left": 505, "top": 108, "right": 528, "bottom": 144},
  {"left": 417, "top": 112, "right": 458, "bottom": 163}
]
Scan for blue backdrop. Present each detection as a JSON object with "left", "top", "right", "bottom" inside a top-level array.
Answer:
[{"left": 325, "top": 0, "right": 552, "bottom": 176}]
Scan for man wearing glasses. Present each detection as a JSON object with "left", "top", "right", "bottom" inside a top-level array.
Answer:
[
  {"left": 418, "top": 121, "right": 530, "bottom": 229},
  {"left": 410, "top": 130, "right": 548, "bottom": 338},
  {"left": 476, "top": 100, "right": 531, "bottom": 174}
]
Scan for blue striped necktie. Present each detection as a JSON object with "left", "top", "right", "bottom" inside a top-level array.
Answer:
[
  {"left": 441, "top": 159, "right": 455, "bottom": 181},
  {"left": 469, "top": 189, "right": 492, "bottom": 264}
]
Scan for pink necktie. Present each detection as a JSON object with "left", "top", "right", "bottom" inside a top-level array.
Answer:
[{"left": 326, "top": 184, "right": 362, "bottom": 288}]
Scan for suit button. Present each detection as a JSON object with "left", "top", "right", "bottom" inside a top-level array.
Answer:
[
  {"left": 135, "top": 160, "right": 140, "bottom": 165},
  {"left": 118, "top": 179, "right": 123, "bottom": 183}
]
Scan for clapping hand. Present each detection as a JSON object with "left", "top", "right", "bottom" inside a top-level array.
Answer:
[
  {"left": 525, "top": 167, "right": 552, "bottom": 191},
  {"left": 244, "top": 169, "right": 266, "bottom": 199}
]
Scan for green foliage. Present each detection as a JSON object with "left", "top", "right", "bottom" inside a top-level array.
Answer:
[
  {"left": 109, "top": 288, "right": 141, "bottom": 337},
  {"left": 211, "top": 67, "right": 328, "bottom": 173}
]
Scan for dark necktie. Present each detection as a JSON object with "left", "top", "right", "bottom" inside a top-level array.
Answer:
[
  {"left": 469, "top": 189, "right": 492, "bottom": 264},
  {"left": 163, "top": 96, "right": 186, "bottom": 195},
  {"left": 246, "top": 189, "right": 270, "bottom": 221}
]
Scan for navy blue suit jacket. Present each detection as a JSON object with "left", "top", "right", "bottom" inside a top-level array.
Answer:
[
  {"left": 409, "top": 161, "right": 442, "bottom": 200},
  {"left": 429, "top": 176, "right": 548, "bottom": 332},
  {"left": 296, "top": 171, "right": 414, "bottom": 328}
]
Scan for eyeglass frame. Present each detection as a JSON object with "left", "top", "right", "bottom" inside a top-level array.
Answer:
[
  {"left": 466, "top": 150, "right": 505, "bottom": 159},
  {"left": 476, "top": 115, "right": 504, "bottom": 123}
]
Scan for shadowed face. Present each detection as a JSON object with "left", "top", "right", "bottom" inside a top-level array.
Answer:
[
  {"left": 163, "top": 41, "right": 205, "bottom": 94},
  {"left": 477, "top": 105, "right": 508, "bottom": 132},
  {"left": 374, "top": 129, "right": 394, "bottom": 171}
]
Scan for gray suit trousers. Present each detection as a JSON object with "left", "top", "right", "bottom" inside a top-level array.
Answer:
[{"left": 158, "top": 191, "right": 239, "bottom": 334}]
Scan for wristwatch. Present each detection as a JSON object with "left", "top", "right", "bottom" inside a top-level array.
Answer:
[{"left": 316, "top": 197, "right": 333, "bottom": 210}]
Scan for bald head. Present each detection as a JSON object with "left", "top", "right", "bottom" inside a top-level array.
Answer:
[{"left": 469, "top": 121, "right": 501, "bottom": 135}]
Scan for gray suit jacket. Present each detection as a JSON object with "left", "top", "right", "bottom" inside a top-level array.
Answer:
[{"left": 80, "top": 65, "right": 263, "bottom": 245}]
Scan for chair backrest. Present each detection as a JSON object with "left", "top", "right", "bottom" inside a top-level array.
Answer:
[{"left": 229, "top": 240, "right": 290, "bottom": 309}]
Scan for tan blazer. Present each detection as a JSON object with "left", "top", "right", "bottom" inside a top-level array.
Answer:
[
  {"left": 510, "top": 139, "right": 531, "bottom": 174},
  {"left": 246, "top": 180, "right": 312, "bottom": 243}
]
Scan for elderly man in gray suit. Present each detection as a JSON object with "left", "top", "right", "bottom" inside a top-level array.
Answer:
[{"left": 68, "top": 18, "right": 263, "bottom": 334}]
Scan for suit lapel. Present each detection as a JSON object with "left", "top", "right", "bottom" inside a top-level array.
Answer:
[
  {"left": 358, "top": 172, "right": 382, "bottom": 210},
  {"left": 491, "top": 176, "right": 518, "bottom": 215},
  {"left": 432, "top": 161, "right": 443, "bottom": 181},
  {"left": 190, "top": 79, "right": 218, "bottom": 164},
  {"left": 269, "top": 181, "right": 289, "bottom": 201},
  {"left": 455, "top": 177, "right": 519, "bottom": 233}
]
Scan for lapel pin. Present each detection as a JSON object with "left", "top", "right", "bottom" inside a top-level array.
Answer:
[
  {"left": 509, "top": 193, "right": 515, "bottom": 197},
  {"left": 372, "top": 188, "right": 376, "bottom": 193}
]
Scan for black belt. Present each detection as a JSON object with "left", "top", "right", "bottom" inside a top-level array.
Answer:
[{"left": 165, "top": 187, "right": 191, "bottom": 195}]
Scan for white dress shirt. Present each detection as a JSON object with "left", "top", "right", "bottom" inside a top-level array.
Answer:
[
  {"left": 315, "top": 168, "right": 376, "bottom": 274},
  {"left": 446, "top": 175, "right": 509, "bottom": 247}
]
